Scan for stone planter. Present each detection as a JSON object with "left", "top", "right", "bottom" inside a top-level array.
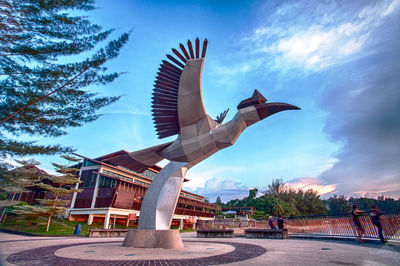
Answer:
[
  {"left": 196, "top": 229, "right": 234, "bottom": 238},
  {"left": 88, "top": 229, "right": 129, "bottom": 238},
  {"left": 245, "top": 229, "right": 288, "bottom": 239}
]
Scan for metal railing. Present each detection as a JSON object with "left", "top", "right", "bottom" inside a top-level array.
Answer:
[
  {"left": 285, "top": 213, "right": 400, "bottom": 240},
  {"left": 196, "top": 214, "right": 400, "bottom": 240},
  {"left": 197, "top": 219, "right": 249, "bottom": 229},
  {"left": 175, "top": 208, "right": 215, "bottom": 218}
]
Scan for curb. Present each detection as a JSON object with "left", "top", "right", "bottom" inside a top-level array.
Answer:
[
  {"left": 0, "top": 228, "right": 88, "bottom": 237},
  {"left": 289, "top": 234, "right": 379, "bottom": 243},
  {"left": 289, "top": 234, "right": 400, "bottom": 251}
]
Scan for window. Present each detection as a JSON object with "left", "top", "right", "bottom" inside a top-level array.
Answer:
[
  {"left": 134, "top": 179, "right": 149, "bottom": 187},
  {"left": 180, "top": 192, "right": 203, "bottom": 201},
  {"left": 102, "top": 169, "right": 133, "bottom": 182},
  {"left": 119, "top": 167, "right": 157, "bottom": 179},
  {"left": 81, "top": 170, "right": 96, "bottom": 188},
  {"left": 141, "top": 170, "right": 157, "bottom": 179},
  {"left": 83, "top": 159, "right": 99, "bottom": 167},
  {"left": 99, "top": 176, "right": 119, "bottom": 188}
]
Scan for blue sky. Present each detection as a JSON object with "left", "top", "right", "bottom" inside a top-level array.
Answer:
[{"left": 32, "top": 0, "right": 400, "bottom": 202}]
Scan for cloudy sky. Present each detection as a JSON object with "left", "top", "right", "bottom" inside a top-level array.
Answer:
[{"left": 33, "top": 0, "right": 400, "bottom": 202}]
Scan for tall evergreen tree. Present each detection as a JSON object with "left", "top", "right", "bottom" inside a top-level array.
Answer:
[
  {"left": 13, "top": 155, "right": 82, "bottom": 231},
  {"left": 215, "top": 196, "right": 222, "bottom": 205},
  {"left": 0, "top": 0, "right": 130, "bottom": 157},
  {"left": 0, "top": 159, "right": 43, "bottom": 203},
  {"left": 0, "top": 159, "right": 44, "bottom": 222},
  {"left": 264, "top": 178, "right": 286, "bottom": 197}
]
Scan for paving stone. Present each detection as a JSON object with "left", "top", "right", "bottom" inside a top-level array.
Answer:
[{"left": 5, "top": 240, "right": 266, "bottom": 265}]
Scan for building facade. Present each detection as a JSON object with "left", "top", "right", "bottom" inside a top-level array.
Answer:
[{"left": 67, "top": 150, "right": 220, "bottom": 229}]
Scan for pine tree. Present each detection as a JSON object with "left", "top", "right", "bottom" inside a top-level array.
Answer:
[
  {"left": 273, "top": 203, "right": 285, "bottom": 217},
  {"left": 0, "top": 159, "right": 44, "bottom": 222},
  {"left": 13, "top": 155, "right": 82, "bottom": 231},
  {"left": 264, "top": 178, "right": 286, "bottom": 197},
  {"left": 0, "top": 159, "right": 43, "bottom": 203},
  {"left": 327, "top": 195, "right": 351, "bottom": 215},
  {"left": 0, "top": 0, "right": 130, "bottom": 157},
  {"left": 215, "top": 196, "right": 222, "bottom": 205}
]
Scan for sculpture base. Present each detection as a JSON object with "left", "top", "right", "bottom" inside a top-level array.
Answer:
[{"left": 122, "top": 229, "right": 184, "bottom": 249}]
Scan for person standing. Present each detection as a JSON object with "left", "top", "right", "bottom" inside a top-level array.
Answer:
[
  {"left": 370, "top": 205, "right": 386, "bottom": 243},
  {"left": 277, "top": 216, "right": 286, "bottom": 230},
  {"left": 352, "top": 205, "right": 365, "bottom": 242}
]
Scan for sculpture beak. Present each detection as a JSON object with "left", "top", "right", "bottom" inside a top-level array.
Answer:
[{"left": 255, "top": 102, "right": 300, "bottom": 120}]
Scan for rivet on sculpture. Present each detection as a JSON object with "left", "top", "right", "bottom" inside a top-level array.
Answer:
[{"left": 121, "top": 38, "right": 300, "bottom": 249}]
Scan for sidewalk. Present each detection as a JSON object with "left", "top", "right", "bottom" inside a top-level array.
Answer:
[{"left": 1, "top": 231, "right": 399, "bottom": 265}]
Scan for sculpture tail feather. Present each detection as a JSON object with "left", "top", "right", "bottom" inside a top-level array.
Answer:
[{"left": 104, "top": 141, "right": 173, "bottom": 172}]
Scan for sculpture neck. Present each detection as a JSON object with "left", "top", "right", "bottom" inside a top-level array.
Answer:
[{"left": 180, "top": 115, "right": 217, "bottom": 140}]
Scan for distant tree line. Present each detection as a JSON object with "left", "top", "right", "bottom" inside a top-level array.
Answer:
[
  {"left": 215, "top": 178, "right": 400, "bottom": 218},
  {"left": 326, "top": 195, "right": 400, "bottom": 215}
]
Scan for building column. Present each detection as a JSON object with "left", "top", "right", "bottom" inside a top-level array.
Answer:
[
  {"left": 104, "top": 212, "right": 111, "bottom": 229},
  {"left": 69, "top": 166, "right": 84, "bottom": 210},
  {"left": 179, "top": 219, "right": 184, "bottom": 230},
  {"left": 193, "top": 218, "right": 197, "bottom": 229},
  {"left": 90, "top": 173, "right": 101, "bottom": 209},
  {"left": 88, "top": 213, "right": 93, "bottom": 225}
]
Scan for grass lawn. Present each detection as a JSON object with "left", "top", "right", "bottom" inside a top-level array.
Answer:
[
  {"left": 0, "top": 216, "right": 134, "bottom": 235},
  {"left": 0, "top": 216, "right": 78, "bottom": 235}
]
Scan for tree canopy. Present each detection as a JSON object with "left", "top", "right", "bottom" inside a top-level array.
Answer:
[
  {"left": 0, "top": 0, "right": 130, "bottom": 158},
  {"left": 220, "top": 178, "right": 400, "bottom": 217},
  {"left": 222, "top": 178, "right": 327, "bottom": 217}
]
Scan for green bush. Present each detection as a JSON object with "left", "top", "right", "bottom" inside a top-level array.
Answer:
[{"left": 6, "top": 201, "right": 28, "bottom": 215}]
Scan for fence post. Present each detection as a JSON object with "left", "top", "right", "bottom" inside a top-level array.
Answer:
[{"left": 328, "top": 220, "right": 333, "bottom": 236}]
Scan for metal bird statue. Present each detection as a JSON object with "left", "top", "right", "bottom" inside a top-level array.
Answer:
[{"left": 121, "top": 38, "right": 300, "bottom": 248}]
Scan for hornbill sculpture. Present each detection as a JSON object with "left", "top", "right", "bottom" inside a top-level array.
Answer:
[{"left": 118, "top": 38, "right": 300, "bottom": 232}]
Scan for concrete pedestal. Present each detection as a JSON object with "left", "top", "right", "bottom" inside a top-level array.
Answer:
[{"left": 122, "top": 229, "right": 184, "bottom": 249}]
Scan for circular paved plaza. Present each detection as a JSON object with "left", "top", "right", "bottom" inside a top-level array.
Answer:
[{"left": 0, "top": 232, "right": 399, "bottom": 265}]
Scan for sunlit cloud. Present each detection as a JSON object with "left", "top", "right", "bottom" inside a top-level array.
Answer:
[{"left": 286, "top": 177, "right": 336, "bottom": 196}]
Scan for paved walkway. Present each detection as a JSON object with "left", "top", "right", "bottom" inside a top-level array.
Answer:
[{"left": 0, "top": 232, "right": 399, "bottom": 265}]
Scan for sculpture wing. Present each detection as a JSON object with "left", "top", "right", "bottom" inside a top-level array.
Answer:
[{"left": 152, "top": 38, "right": 208, "bottom": 138}]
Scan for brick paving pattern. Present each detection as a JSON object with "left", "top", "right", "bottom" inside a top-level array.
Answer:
[{"left": 6, "top": 240, "right": 267, "bottom": 265}]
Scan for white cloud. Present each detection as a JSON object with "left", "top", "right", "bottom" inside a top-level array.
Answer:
[
  {"left": 208, "top": 60, "right": 262, "bottom": 88},
  {"left": 183, "top": 164, "right": 244, "bottom": 191},
  {"left": 233, "top": 0, "right": 400, "bottom": 199},
  {"left": 317, "top": 5, "right": 400, "bottom": 199},
  {"left": 245, "top": 0, "right": 400, "bottom": 73},
  {"left": 184, "top": 177, "right": 250, "bottom": 203},
  {"left": 213, "top": 64, "right": 251, "bottom": 75},
  {"left": 105, "top": 104, "right": 151, "bottom": 117}
]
